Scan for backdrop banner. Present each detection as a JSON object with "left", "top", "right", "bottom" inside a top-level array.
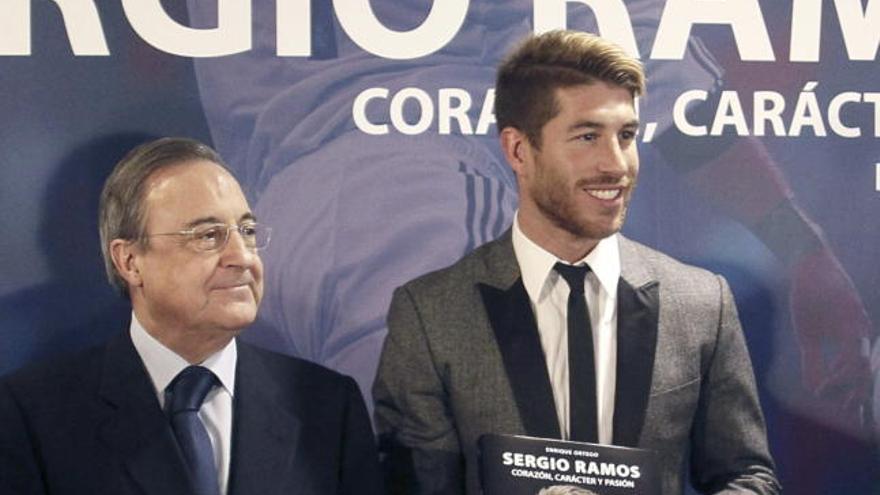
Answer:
[{"left": 2, "top": 2, "right": 878, "bottom": 492}]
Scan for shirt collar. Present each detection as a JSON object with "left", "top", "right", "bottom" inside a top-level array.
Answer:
[
  {"left": 512, "top": 212, "right": 621, "bottom": 304},
  {"left": 130, "top": 312, "right": 237, "bottom": 399}
]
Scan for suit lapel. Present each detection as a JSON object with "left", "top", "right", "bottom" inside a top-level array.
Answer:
[
  {"left": 97, "top": 333, "right": 193, "bottom": 495},
  {"left": 227, "top": 344, "right": 301, "bottom": 495},
  {"left": 477, "top": 231, "right": 560, "bottom": 439},
  {"left": 613, "top": 236, "right": 660, "bottom": 447}
]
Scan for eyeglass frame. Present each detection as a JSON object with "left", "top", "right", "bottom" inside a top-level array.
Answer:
[{"left": 142, "top": 222, "right": 272, "bottom": 252}]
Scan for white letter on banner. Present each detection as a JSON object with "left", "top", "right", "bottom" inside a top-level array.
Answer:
[
  {"left": 652, "top": 0, "right": 774, "bottom": 61},
  {"left": 277, "top": 0, "right": 310, "bottom": 56},
  {"left": 790, "top": 0, "right": 822, "bottom": 62},
  {"left": 534, "top": 0, "right": 639, "bottom": 58},
  {"left": 390, "top": 88, "right": 434, "bottom": 135},
  {"left": 121, "top": 0, "right": 250, "bottom": 57},
  {"left": 753, "top": 91, "right": 787, "bottom": 136},
  {"left": 439, "top": 89, "right": 474, "bottom": 135},
  {"left": 673, "top": 90, "right": 709, "bottom": 136},
  {"left": 352, "top": 87, "right": 389, "bottom": 135},
  {"left": 476, "top": 88, "right": 497, "bottom": 135},
  {"left": 333, "top": 0, "right": 468, "bottom": 59},
  {"left": 835, "top": 0, "right": 880, "bottom": 60},
  {"left": 789, "top": 81, "right": 827, "bottom": 137},
  {"left": 1, "top": 0, "right": 31, "bottom": 55},
  {"left": 710, "top": 91, "right": 749, "bottom": 136},
  {"left": 862, "top": 93, "right": 880, "bottom": 137},
  {"left": 6, "top": 0, "right": 111, "bottom": 56},
  {"left": 828, "top": 92, "right": 861, "bottom": 138}
]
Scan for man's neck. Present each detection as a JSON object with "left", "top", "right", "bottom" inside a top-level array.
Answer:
[{"left": 133, "top": 308, "right": 238, "bottom": 365}]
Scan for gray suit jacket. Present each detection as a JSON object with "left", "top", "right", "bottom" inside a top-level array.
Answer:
[{"left": 373, "top": 231, "right": 779, "bottom": 495}]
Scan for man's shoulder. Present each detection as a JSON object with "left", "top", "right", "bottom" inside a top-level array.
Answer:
[
  {"left": 0, "top": 338, "right": 111, "bottom": 411},
  {"left": 398, "top": 233, "right": 511, "bottom": 297},
  {"left": 237, "top": 342, "right": 358, "bottom": 394},
  {"left": 619, "top": 236, "right": 722, "bottom": 288}
]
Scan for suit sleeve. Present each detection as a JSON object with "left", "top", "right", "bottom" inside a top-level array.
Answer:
[
  {"left": 373, "top": 286, "right": 465, "bottom": 495},
  {"left": 338, "top": 375, "right": 384, "bottom": 495},
  {"left": 0, "top": 379, "right": 48, "bottom": 495},
  {"left": 689, "top": 275, "right": 781, "bottom": 494}
]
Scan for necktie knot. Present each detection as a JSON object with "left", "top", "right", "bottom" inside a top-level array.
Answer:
[
  {"left": 554, "top": 262, "right": 591, "bottom": 295},
  {"left": 167, "top": 366, "right": 217, "bottom": 415}
]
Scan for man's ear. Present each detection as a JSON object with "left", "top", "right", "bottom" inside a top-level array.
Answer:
[
  {"left": 499, "top": 126, "right": 531, "bottom": 177},
  {"left": 109, "top": 239, "right": 143, "bottom": 289}
]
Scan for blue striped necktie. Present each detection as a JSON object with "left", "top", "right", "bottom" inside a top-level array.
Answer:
[{"left": 167, "top": 365, "right": 221, "bottom": 495}]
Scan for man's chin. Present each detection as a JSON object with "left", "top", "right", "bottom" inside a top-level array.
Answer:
[
  {"left": 580, "top": 212, "right": 626, "bottom": 239},
  {"left": 567, "top": 218, "right": 624, "bottom": 242},
  {"left": 547, "top": 204, "right": 627, "bottom": 241},
  {"left": 212, "top": 304, "right": 259, "bottom": 331}
]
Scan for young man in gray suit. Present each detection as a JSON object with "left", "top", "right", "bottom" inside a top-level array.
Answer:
[{"left": 373, "top": 31, "right": 779, "bottom": 495}]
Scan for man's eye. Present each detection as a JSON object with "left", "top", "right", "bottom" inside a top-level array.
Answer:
[
  {"left": 195, "top": 228, "right": 223, "bottom": 242},
  {"left": 620, "top": 130, "right": 637, "bottom": 140},
  {"left": 577, "top": 133, "right": 597, "bottom": 142},
  {"left": 240, "top": 224, "right": 258, "bottom": 237}
]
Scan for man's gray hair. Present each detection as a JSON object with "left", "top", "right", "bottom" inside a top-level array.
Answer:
[
  {"left": 537, "top": 485, "right": 598, "bottom": 495},
  {"left": 98, "top": 137, "right": 226, "bottom": 295}
]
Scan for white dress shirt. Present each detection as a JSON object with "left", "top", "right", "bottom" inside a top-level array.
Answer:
[
  {"left": 130, "top": 313, "right": 236, "bottom": 495},
  {"left": 512, "top": 215, "right": 620, "bottom": 444}
]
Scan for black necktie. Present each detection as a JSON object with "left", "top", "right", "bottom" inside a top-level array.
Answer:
[
  {"left": 554, "top": 263, "right": 598, "bottom": 443},
  {"left": 167, "top": 366, "right": 221, "bottom": 495}
]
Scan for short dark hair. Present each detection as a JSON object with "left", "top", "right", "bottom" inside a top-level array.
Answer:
[
  {"left": 98, "top": 137, "right": 226, "bottom": 294},
  {"left": 495, "top": 30, "right": 645, "bottom": 148}
]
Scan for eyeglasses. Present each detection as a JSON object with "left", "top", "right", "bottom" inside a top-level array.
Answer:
[{"left": 146, "top": 222, "right": 272, "bottom": 252}]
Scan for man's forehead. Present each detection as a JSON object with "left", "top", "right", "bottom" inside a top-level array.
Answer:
[
  {"left": 551, "top": 84, "right": 637, "bottom": 124},
  {"left": 183, "top": 212, "right": 257, "bottom": 230},
  {"left": 142, "top": 160, "right": 251, "bottom": 226},
  {"left": 554, "top": 81, "right": 636, "bottom": 104},
  {"left": 146, "top": 159, "right": 231, "bottom": 187}
]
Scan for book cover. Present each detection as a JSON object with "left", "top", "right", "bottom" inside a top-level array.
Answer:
[{"left": 479, "top": 434, "right": 660, "bottom": 495}]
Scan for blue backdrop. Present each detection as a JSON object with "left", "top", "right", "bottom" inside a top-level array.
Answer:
[{"left": 2, "top": 1, "right": 878, "bottom": 493}]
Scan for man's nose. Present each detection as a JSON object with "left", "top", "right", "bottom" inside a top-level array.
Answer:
[
  {"left": 220, "top": 227, "right": 258, "bottom": 267},
  {"left": 596, "top": 139, "right": 632, "bottom": 176}
]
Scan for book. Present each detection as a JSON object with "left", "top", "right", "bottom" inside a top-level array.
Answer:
[{"left": 479, "top": 434, "right": 660, "bottom": 495}]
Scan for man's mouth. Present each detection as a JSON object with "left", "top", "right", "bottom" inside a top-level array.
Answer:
[
  {"left": 213, "top": 276, "right": 254, "bottom": 291},
  {"left": 584, "top": 188, "right": 622, "bottom": 200},
  {"left": 217, "top": 283, "right": 249, "bottom": 290}
]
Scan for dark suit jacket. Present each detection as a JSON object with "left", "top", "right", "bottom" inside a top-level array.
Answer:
[
  {"left": 0, "top": 332, "right": 382, "bottom": 495},
  {"left": 373, "top": 231, "right": 779, "bottom": 495}
]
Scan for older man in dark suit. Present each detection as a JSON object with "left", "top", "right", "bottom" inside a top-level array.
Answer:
[
  {"left": 0, "top": 138, "right": 382, "bottom": 495},
  {"left": 374, "top": 31, "right": 779, "bottom": 495}
]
